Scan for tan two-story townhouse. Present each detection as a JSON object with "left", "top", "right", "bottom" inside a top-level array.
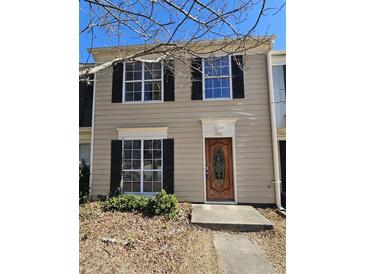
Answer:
[{"left": 85, "top": 37, "right": 284, "bottom": 206}]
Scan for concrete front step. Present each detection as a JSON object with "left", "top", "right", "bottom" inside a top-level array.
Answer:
[{"left": 191, "top": 204, "right": 273, "bottom": 232}]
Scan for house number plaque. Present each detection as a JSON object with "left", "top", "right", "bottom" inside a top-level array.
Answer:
[{"left": 214, "top": 126, "right": 224, "bottom": 136}]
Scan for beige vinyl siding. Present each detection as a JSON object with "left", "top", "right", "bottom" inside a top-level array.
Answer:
[
  {"left": 91, "top": 54, "right": 275, "bottom": 203},
  {"left": 271, "top": 51, "right": 286, "bottom": 65},
  {"left": 79, "top": 128, "right": 91, "bottom": 144}
]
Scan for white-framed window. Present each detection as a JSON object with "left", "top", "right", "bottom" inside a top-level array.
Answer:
[
  {"left": 122, "top": 139, "right": 163, "bottom": 193},
  {"left": 123, "top": 61, "right": 164, "bottom": 103},
  {"left": 79, "top": 144, "right": 91, "bottom": 165},
  {"left": 203, "top": 56, "right": 232, "bottom": 100}
]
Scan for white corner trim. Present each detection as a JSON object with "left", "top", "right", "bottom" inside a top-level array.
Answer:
[
  {"left": 115, "top": 127, "right": 168, "bottom": 140},
  {"left": 89, "top": 72, "right": 97, "bottom": 196},
  {"left": 200, "top": 118, "right": 238, "bottom": 138},
  {"left": 267, "top": 51, "right": 284, "bottom": 210}
]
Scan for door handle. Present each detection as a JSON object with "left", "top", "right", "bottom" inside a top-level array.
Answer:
[{"left": 205, "top": 166, "right": 209, "bottom": 181}]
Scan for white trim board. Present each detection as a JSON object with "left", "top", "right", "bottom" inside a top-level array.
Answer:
[
  {"left": 115, "top": 127, "right": 168, "bottom": 140},
  {"left": 200, "top": 118, "right": 238, "bottom": 138},
  {"left": 89, "top": 72, "right": 97, "bottom": 195}
]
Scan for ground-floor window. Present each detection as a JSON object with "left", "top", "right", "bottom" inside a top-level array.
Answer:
[
  {"left": 79, "top": 144, "right": 91, "bottom": 165},
  {"left": 122, "top": 139, "right": 162, "bottom": 193}
]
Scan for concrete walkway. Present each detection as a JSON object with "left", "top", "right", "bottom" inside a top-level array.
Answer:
[
  {"left": 214, "top": 233, "right": 276, "bottom": 274},
  {"left": 191, "top": 204, "right": 273, "bottom": 231}
]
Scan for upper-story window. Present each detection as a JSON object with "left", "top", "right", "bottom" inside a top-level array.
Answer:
[
  {"left": 124, "top": 62, "right": 163, "bottom": 102},
  {"left": 203, "top": 56, "right": 231, "bottom": 100}
]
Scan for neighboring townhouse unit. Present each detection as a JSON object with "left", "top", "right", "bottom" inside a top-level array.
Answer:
[
  {"left": 272, "top": 51, "right": 286, "bottom": 207},
  {"left": 86, "top": 38, "right": 284, "bottom": 206},
  {"left": 79, "top": 65, "right": 94, "bottom": 165}
]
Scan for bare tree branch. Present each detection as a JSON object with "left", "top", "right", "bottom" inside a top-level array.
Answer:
[
  {"left": 79, "top": 0, "right": 284, "bottom": 77},
  {"left": 273, "top": 2, "right": 285, "bottom": 15}
]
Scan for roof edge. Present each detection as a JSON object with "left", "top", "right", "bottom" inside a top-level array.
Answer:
[
  {"left": 272, "top": 50, "right": 286, "bottom": 55},
  {"left": 88, "top": 36, "right": 276, "bottom": 53}
]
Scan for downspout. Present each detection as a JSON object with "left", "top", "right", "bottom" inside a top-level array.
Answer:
[
  {"left": 266, "top": 50, "right": 284, "bottom": 210},
  {"left": 89, "top": 72, "right": 97, "bottom": 200}
]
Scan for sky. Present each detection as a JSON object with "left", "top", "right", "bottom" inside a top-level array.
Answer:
[{"left": 79, "top": 1, "right": 286, "bottom": 63}]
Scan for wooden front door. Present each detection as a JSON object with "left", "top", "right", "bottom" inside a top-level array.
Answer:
[{"left": 205, "top": 138, "right": 234, "bottom": 201}]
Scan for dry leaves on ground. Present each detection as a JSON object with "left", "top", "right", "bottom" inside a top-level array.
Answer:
[
  {"left": 80, "top": 202, "right": 220, "bottom": 274},
  {"left": 247, "top": 208, "right": 286, "bottom": 274}
]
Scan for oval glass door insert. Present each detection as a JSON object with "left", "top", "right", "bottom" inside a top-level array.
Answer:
[{"left": 213, "top": 147, "right": 225, "bottom": 185}]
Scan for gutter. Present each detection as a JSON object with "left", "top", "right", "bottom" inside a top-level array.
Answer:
[
  {"left": 89, "top": 73, "right": 97, "bottom": 200},
  {"left": 266, "top": 50, "right": 284, "bottom": 211}
]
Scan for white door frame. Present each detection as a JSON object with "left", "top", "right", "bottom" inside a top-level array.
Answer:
[{"left": 201, "top": 118, "right": 238, "bottom": 204}]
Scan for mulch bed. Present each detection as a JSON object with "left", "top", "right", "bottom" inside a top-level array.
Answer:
[
  {"left": 80, "top": 203, "right": 285, "bottom": 274},
  {"left": 80, "top": 202, "right": 220, "bottom": 274},
  {"left": 247, "top": 208, "right": 286, "bottom": 274}
]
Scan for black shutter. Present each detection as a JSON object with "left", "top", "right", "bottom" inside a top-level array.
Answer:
[
  {"left": 163, "top": 139, "right": 174, "bottom": 194},
  {"left": 164, "top": 60, "right": 175, "bottom": 101},
  {"left": 110, "top": 140, "right": 122, "bottom": 196},
  {"left": 191, "top": 58, "right": 203, "bottom": 100},
  {"left": 112, "top": 62, "right": 123, "bottom": 103},
  {"left": 231, "top": 55, "right": 245, "bottom": 99},
  {"left": 79, "top": 74, "right": 94, "bottom": 127}
]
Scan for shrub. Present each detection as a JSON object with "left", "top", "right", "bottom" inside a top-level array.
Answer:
[
  {"left": 79, "top": 193, "right": 89, "bottom": 204},
  {"left": 79, "top": 160, "right": 90, "bottom": 204},
  {"left": 102, "top": 195, "right": 150, "bottom": 212},
  {"left": 150, "top": 190, "right": 179, "bottom": 219},
  {"left": 102, "top": 190, "right": 179, "bottom": 219}
]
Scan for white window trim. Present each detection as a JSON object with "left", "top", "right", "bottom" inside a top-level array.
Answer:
[
  {"left": 202, "top": 55, "right": 233, "bottom": 101},
  {"left": 116, "top": 127, "right": 168, "bottom": 195},
  {"left": 122, "top": 61, "right": 164, "bottom": 104},
  {"left": 121, "top": 138, "right": 164, "bottom": 195}
]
